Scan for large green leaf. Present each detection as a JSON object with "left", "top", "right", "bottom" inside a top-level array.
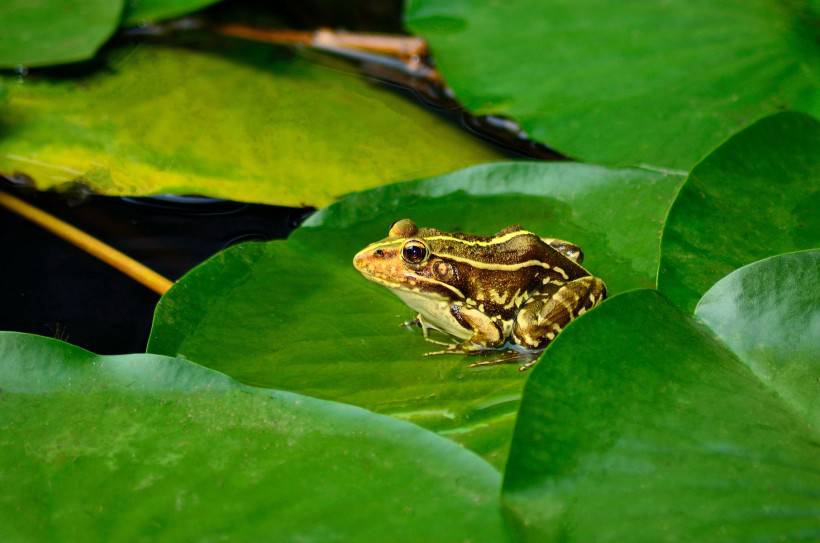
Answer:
[
  {"left": 503, "top": 253, "right": 820, "bottom": 541},
  {"left": 124, "top": 0, "right": 220, "bottom": 25},
  {"left": 0, "top": 43, "right": 499, "bottom": 207},
  {"left": 658, "top": 112, "right": 820, "bottom": 313},
  {"left": 696, "top": 250, "right": 820, "bottom": 427},
  {"left": 405, "top": 0, "right": 820, "bottom": 170},
  {"left": 147, "top": 161, "right": 684, "bottom": 467},
  {"left": 0, "top": 332, "right": 506, "bottom": 542},
  {"left": 0, "top": 0, "right": 124, "bottom": 68}
]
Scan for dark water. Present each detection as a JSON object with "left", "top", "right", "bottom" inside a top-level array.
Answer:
[{"left": 0, "top": 179, "right": 311, "bottom": 353}]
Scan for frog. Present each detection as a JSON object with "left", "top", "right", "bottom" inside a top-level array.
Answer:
[{"left": 352, "top": 219, "right": 607, "bottom": 370}]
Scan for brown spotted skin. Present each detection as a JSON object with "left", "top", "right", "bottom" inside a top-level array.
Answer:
[
  {"left": 512, "top": 276, "right": 607, "bottom": 349},
  {"left": 413, "top": 227, "right": 589, "bottom": 316},
  {"left": 352, "top": 220, "right": 607, "bottom": 358}
]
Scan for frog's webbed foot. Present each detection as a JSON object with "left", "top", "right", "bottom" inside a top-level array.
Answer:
[
  {"left": 517, "top": 357, "right": 540, "bottom": 372},
  {"left": 467, "top": 352, "right": 520, "bottom": 367},
  {"left": 424, "top": 341, "right": 485, "bottom": 357},
  {"left": 423, "top": 337, "right": 457, "bottom": 347},
  {"left": 468, "top": 348, "right": 541, "bottom": 371},
  {"left": 424, "top": 338, "right": 541, "bottom": 371}
]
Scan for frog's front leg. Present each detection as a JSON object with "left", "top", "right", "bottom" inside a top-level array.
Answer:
[
  {"left": 424, "top": 303, "right": 504, "bottom": 356},
  {"left": 513, "top": 276, "right": 606, "bottom": 350},
  {"left": 405, "top": 313, "right": 460, "bottom": 347},
  {"left": 402, "top": 313, "right": 435, "bottom": 339}
]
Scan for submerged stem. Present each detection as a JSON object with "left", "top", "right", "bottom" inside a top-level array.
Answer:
[{"left": 0, "top": 191, "right": 173, "bottom": 295}]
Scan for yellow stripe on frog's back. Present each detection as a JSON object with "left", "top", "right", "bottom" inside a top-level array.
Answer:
[
  {"left": 424, "top": 230, "right": 531, "bottom": 246},
  {"left": 437, "top": 253, "right": 554, "bottom": 271},
  {"left": 365, "top": 229, "right": 532, "bottom": 251}
]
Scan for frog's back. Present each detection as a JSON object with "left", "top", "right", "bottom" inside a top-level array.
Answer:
[
  {"left": 422, "top": 227, "right": 590, "bottom": 314},
  {"left": 423, "top": 227, "right": 588, "bottom": 276}
]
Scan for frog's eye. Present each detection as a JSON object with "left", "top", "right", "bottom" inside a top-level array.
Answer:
[{"left": 401, "top": 240, "right": 429, "bottom": 264}]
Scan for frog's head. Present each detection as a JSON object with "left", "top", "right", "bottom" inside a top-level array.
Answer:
[{"left": 352, "top": 219, "right": 464, "bottom": 300}]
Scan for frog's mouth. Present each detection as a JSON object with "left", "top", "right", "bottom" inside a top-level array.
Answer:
[
  {"left": 356, "top": 267, "right": 447, "bottom": 298},
  {"left": 353, "top": 246, "right": 465, "bottom": 299},
  {"left": 357, "top": 271, "right": 409, "bottom": 292},
  {"left": 359, "top": 270, "right": 465, "bottom": 302}
]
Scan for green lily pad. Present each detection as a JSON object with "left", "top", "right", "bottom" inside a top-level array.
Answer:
[
  {"left": 147, "top": 161, "right": 684, "bottom": 467},
  {"left": 658, "top": 112, "right": 820, "bottom": 313},
  {"left": 696, "top": 250, "right": 820, "bottom": 427},
  {"left": 0, "top": 332, "right": 506, "bottom": 542},
  {"left": 0, "top": 42, "right": 500, "bottom": 207},
  {"left": 124, "top": 0, "right": 221, "bottom": 25},
  {"left": 405, "top": 0, "right": 820, "bottom": 170},
  {"left": 0, "top": 0, "right": 123, "bottom": 68},
  {"left": 503, "top": 253, "right": 820, "bottom": 541}
]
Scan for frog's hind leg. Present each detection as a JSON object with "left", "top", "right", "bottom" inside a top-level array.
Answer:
[
  {"left": 424, "top": 338, "right": 489, "bottom": 356},
  {"left": 512, "top": 276, "right": 606, "bottom": 350}
]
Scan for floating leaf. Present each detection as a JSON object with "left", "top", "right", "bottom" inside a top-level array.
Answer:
[
  {"left": 0, "top": 332, "right": 506, "bottom": 542},
  {"left": 124, "top": 0, "right": 221, "bottom": 25},
  {"left": 147, "top": 162, "right": 683, "bottom": 467},
  {"left": 696, "top": 250, "right": 820, "bottom": 427},
  {"left": 503, "top": 252, "right": 820, "bottom": 541},
  {"left": 405, "top": 0, "right": 820, "bottom": 170},
  {"left": 0, "top": 0, "right": 123, "bottom": 68},
  {"left": 0, "top": 43, "right": 500, "bottom": 207},
  {"left": 658, "top": 112, "right": 820, "bottom": 313}
]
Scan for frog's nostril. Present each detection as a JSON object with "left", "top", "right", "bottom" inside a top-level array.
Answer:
[{"left": 374, "top": 249, "right": 384, "bottom": 257}]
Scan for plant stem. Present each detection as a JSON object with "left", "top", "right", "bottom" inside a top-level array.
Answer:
[
  {"left": 214, "top": 24, "right": 439, "bottom": 80},
  {"left": 216, "top": 24, "right": 427, "bottom": 58},
  {"left": 0, "top": 191, "right": 173, "bottom": 295}
]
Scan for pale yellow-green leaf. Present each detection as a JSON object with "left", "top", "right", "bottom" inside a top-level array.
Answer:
[{"left": 0, "top": 43, "right": 501, "bottom": 207}]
